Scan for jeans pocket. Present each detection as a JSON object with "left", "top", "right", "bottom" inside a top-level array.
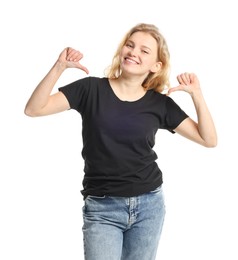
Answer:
[
  {"left": 86, "top": 195, "right": 106, "bottom": 200},
  {"left": 149, "top": 185, "right": 163, "bottom": 194},
  {"left": 83, "top": 195, "right": 107, "bottom": 215}
]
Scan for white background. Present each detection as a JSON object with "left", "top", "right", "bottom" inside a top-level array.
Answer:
[{"left": 1, "top": 0, "right": 237, "bottom": 259}]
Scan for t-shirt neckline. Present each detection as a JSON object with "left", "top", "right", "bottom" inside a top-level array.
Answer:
[{"left": 105, "top": 78, "right": 149, "bottom": 104}]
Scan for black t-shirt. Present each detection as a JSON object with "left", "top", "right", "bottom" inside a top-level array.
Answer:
[{"left": 59, "top": 77, "right": 188, "bottom": 198}]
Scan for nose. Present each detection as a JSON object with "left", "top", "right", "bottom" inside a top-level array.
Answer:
[{"left": 128, "top": 47, "right": 138, "bottom": 57}]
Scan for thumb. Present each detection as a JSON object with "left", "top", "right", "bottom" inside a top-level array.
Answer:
[
  {"left": 167, "top": 85, "right": 182, "bottom": 95},
  {"left": 76, "top": 63, "right": 89, "bottom": 74}
]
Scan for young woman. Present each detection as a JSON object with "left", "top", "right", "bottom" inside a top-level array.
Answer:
[{"left": 25, "top": 23, "right": 217, "bottom": 260}]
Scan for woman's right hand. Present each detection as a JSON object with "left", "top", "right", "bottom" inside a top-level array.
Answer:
[{"left": 58, "top": 47, "right": 89, "bottom": 74}]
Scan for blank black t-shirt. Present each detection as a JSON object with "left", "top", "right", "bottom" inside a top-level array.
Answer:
[{"left": 59, "top": 77, "right": 188, "bottom": 198}]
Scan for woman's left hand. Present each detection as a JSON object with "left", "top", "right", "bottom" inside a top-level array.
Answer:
[{"left": 168, "top": 72, "right": 201, "bottom": 96}]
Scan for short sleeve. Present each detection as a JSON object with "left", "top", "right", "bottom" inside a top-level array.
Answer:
[
  {"left": 58, "top": 77, "right": 91, "bottom": 113},
  {"left": 164, "top": 96, "right": 189, "bottom": 133}
]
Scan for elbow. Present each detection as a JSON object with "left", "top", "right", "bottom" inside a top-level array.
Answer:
[
  {"left": 204, "top": 137, "right": 218, "bottom": 148},
  {"left": 24, "top": 109, "right": 31, "bottom": 117},
  {"left": 24, "top": 106, "right": 38, "bottom": 117},
  {"left": 205, "top": 142, "right": 217, "bottom": 148}
]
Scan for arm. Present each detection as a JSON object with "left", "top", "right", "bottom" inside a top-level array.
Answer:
[
  {"left": 24, "top": 47, "right": 89, "bottom": 117},
  {"left": 168, "top": 73, "right": 217, "bottom": 148}
]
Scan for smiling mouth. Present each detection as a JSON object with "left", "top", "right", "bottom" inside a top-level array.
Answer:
[{"left": 125, "top": 57, "right": 139, "bottom": 64}]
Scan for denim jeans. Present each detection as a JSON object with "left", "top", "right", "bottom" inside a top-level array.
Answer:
[{"left": 82, "top": 185, "right": 165, "bottom": 260}]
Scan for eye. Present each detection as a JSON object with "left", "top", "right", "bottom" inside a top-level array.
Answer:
[
  {"left": 142, "top": 50, "right": 149, "bottom": 54},
  {"left": 126, "top": 43, "right": 133, "bottom": 48}
]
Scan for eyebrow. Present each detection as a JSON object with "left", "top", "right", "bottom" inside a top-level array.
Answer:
[
  {"left": 141, "top": 45, "right": 152, "bottom": 51},
  {"left": 126, "top": 40, "right": 152, "bottom": 51}
]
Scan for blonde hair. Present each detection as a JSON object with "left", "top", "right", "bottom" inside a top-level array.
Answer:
[{"left": 105, "top": 23, "right": 171, "bottom": 93}]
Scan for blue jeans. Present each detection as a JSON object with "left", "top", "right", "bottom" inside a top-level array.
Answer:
[{"left": 82, "top": 185, "right": 165, "bottom": 260}]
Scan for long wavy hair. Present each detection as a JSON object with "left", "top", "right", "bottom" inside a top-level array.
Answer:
[{"left": 105, "top": 23, "right": 171, "bottom": 93}]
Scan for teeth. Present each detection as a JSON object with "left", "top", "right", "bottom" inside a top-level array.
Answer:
[{"left": 126, "top": 58, "right": 138, "bottom": 64}]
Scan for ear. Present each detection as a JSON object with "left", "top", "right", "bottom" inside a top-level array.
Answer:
[{"left": 150, "top": 61, "right": 162, "bottom": 73}]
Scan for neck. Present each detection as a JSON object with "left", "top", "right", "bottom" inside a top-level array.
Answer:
[
  {"left": 116, "top": 75, "right": 145, "bottom": 93},
  {"left": 109, "top": 77, "right": 147, "bottom": 102}
]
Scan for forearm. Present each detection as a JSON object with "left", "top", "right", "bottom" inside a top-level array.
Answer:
[
  {"left": 24, "top": 61, "right": 66, "bottom": 115},
  {"left": 191, "top": 90, "right": 217, "bottom": 147}
]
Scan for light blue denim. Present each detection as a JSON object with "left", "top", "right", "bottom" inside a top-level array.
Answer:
[{"left": 82, "top": 185, "right": 165, "bottom": 260}]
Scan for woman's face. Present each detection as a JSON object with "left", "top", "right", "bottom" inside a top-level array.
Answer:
[{"left": 120, "top": 31, "right": 161, "bottom": 77}]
